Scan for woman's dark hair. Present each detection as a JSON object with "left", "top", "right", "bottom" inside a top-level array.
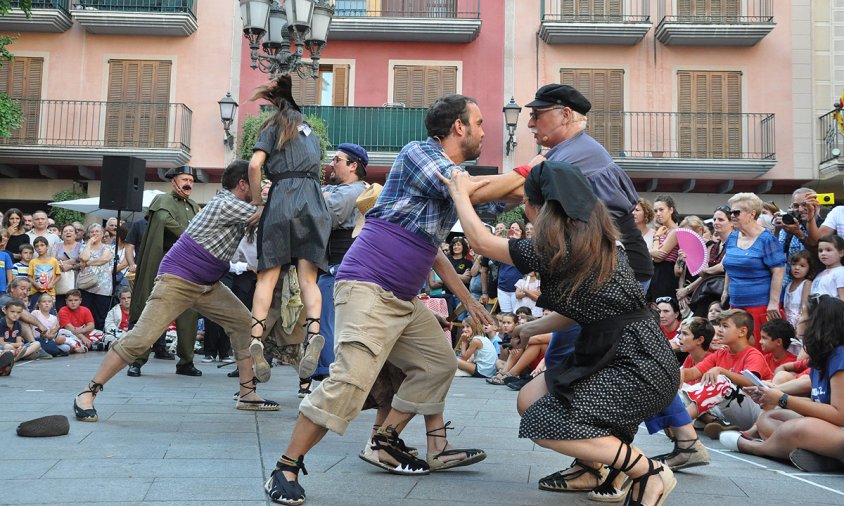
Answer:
[
  {"left": 655, "top": 195, "right": 680, "bottom": 225},
  {"left": 425, "top": 94, "right": 476, "bottom": 140},
  {"left": 818, "top": 233, "right": 844, "bottom": 252},
  {"left": 2, "top": 208, "right": 23, "bottom": 229},
  {"left": 509, "top": 220, "right": 525, "bottom": 236},
  {"left": 449, "top": 236, "right": 467, "bottom": 258},
  {"left": 804, "top": 295, "right": 844, "bottom": 376},
  {"left": 116, "top": 224, "right": 128, "bottom": 243},
  {"left": 531, "top": 198, "right": 618, "bottom": 299},
  {"left": 251, "top": 76, "right": 304, "bottom": 149},
  {"left": 637, "top": 198, "right": 655, "bottom": 224}
]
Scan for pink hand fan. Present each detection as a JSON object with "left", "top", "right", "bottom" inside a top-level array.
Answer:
[{"left": 675, "top": 228, "right": 709, "bottom": 276}]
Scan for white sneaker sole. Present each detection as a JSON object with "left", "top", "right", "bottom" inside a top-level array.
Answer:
[
  {"left": 250, "top": 339, "right": 271, "bottom": 383},
  {"left": 297, "top": 334, "right": 324, "bottom": 379}
]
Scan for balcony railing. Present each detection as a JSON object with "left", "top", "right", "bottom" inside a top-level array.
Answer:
[
  {"left": 656, "top": 0, "right": 775, "bottom": 45},
  {"left": 542, "top": 0, "right": 650, "bottom": 23},
  {"left": 584, "top": 111, "right": 775, "bottom": 161},
  {"left": 334, "top": 0, "right": 480, "bottom": 19},
  {"left": 301, "top": 105, "right": 427, "bottom": 153},
  {"left": 819, "top": 109, "right": 843, "bottom": 166},
  {"left": 74, "top": 0, "right": 196, "bottom": 14},
  {"left": 0, "top": 0, "right": 72, "bottom": 31},
  {"left": 0, "top": 99, "right": 192, "bottom": 153},
  {"left": 15, "top": 0, "right": 70, "bottom": 14},
  {"left": 540, "top": 1, "right": 652, "bottom": 45}
]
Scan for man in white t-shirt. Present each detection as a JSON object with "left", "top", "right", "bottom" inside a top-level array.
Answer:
[{"left": 26, "top": 211, "right": 61, "bottom": 256}]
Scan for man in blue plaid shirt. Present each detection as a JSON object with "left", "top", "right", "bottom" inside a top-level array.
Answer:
[{"left": 73, "top": 161, "right": 280, "bottom": 424}]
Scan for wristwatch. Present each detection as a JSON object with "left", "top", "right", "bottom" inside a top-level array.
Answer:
[{"left": 778, "top": 393, "right": 789, "bottom": 409}]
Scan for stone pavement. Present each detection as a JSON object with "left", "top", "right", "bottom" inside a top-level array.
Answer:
[{"left": 1, "top": 353, "right": 843, "bottom": 505}]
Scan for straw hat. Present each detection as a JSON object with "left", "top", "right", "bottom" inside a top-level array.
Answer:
[{"left": 352, "top": 183, "right": 382, "bottom": 238}]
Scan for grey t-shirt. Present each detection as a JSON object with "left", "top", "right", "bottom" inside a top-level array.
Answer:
[{"left": 323, "top": 181, "right": 366, "bottom": 230}]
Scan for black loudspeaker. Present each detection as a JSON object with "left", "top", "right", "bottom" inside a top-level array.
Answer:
[{"left": 100, "top": 156, "right": 146, "bottom": 212}]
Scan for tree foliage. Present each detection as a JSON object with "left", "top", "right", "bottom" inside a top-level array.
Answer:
[
  {"left": 238, "top": 111, "right": 332, "bottom": 180},
  {"left": 496, "top": 205, "right": 526, "bottom": 227},
  {"left": 49, "top": 189, "right": 88, "bottom": 227},
  {"left": 0, "top": 34, "right": 20, "bottom": 139},
  {"left": 0, "top": 1, "right": 33, "bottom": 16}
]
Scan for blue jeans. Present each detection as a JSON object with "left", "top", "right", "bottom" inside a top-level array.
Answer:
[{"left": 315, "top": 266, "right": 338, "bottom": 378}]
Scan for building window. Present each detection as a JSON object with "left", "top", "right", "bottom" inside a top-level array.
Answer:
[
  {"left": 393, "top": 64, "right": 457, "bottom": 108},
  {"left": 291, "top": 64, "right": 349, "bottom": 106},
  {"left": 560, "top": 68, "right": 624, "bottom": 156},
  {"left": 558, "top": 0, "right": 623, "bottom": 20},
  {"left": 105, "top": 59, "right": 172, "bottom": 148},
  {"left": 0, "top": 56, "right": 43, "bottom": 143},
  {"left": 677, "top": 0, "right": 740, "bottom": 20},
  {"left": 677, "top": 70, "right": 742, "bottom": 158}
]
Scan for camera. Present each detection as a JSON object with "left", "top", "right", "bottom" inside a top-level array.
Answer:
[
  {"left": 779, "top": 210, "right": 800, "bottom": 226},
  {"left": 817, "top": 192, "right": 836, "bottom": 205}
]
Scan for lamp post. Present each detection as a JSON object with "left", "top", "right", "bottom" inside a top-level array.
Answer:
[
  {"left": 239, "top": 0, "right": 334, "bottom": 79},
  {"left": 218, "top": 92, "right": 239, "bottom": 149},
  {"left": 503, "top": 97, "right": 521, "bottom": 156}
]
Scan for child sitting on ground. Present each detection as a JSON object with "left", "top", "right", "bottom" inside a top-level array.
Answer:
[
  {"left": 455, "top": 316, "right": 498, "bottom": 378},
  {"left": 494, "top": 312, "right": 517, "bottom": 366},
  {"left": 13, "top": 244, "right": 33, "bottom": 278},
  {"left": 681, "top": 309, "right": 773, "bottom": 438},
  {"left": 1, "top": 298, "right": 42, "bottom": 367},
  {"left": 483, "top": 319, "right": 501, "bottom": 355},
  {"left": 759, "top": 319, "right": 798, "bottom": 374},
  {"left": 103, "top": 287, "right": 131, "bottom": 346},
  {"left": 679, "top": 317, "right": 714, "bottom": 381},
  {"left": 32, "top": 293, "right": 69, "bottom": 356},
  {"left": 57, "top": 289, "right": 101, "bottom": 350},
  {"left": 28, "top": 236, "right": 61, "bottom": 310}
]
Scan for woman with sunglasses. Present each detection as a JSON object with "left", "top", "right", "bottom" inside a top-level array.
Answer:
[
  {"left": 720, "top": 295, "right": 844, "bottom": 472},
  {"left": 676, "top": 207, "right": 734, "bottom": 318},
  {"left": 721, "top": 193, "right": 786, "bottom": 350}
]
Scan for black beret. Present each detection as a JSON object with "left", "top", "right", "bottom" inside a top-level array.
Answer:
[{"left": 525, "top": 84, "right": 592, "bottom": 115}]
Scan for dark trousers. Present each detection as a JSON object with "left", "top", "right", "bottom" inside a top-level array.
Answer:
[
  {"left": 81, "top": 290, "right": 111, "bottom": 332},
  {"left": 201, "top": 273, "right": 236, "bottom": 359}
]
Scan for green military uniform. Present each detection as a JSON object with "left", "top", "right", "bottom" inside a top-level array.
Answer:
[{"left": 130, "top": 190, "right": 201, "bottom": 367}]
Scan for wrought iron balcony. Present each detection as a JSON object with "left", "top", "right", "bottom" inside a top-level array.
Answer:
[
  {"left": 540, "top": 0, "right": 652, "bottom": 45},
  {"left": 0, "top": 1, "right": 73, "bottom": 32},
  {"left": 818, "top": 108, "right": 844, "bottom": 179},
  {"left": 331, "top": 0, "right": 481, "bottom": 42},
  {"left": 0, "top": 99, "right": 192, "bottom": 167},
  {"left": 656, "top": 0, "right": 775, "bottom": 46},
  {"left": 583, "top": 111, "right": 776, "bottom": 176},
  {"left": 301, "top": 105, "right": 427, "bottom": 164},
  {"left": 70, "top": 0, "right": 198, "bottom": 36}
]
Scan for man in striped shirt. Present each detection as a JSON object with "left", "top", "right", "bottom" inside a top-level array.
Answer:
[{"left": 72, "top": 160, "right": 279, "bottom": 424}]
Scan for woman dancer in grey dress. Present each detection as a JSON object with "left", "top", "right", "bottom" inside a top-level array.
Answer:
[{"left": 247, "top": 76, "right": 331, "bottom": 384}]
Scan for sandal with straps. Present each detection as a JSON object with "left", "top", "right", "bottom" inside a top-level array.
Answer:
[
  {"left": 297, "top": 377, "right": 312, "bottom": 399},
  {"left": 298, "top": 318, "right": 324, "bottom": 379},
  {"left": 538, "top": 459, "right": 608, "bottom": 492},
  {"left": 587, "top": 466, "right": 632, "bottom": 503},
  {"left": 611, "top": 442, "right": 676, "bottom": 506},
  {"left": 265, "top": 454, "right": 308, "bottom": 505},
  {"left": 73, "top": 380, "right": 103, "bottom": 422},
  {"left": 425, "top": 421, "right": 486, "bottom": 471},
  {"left": 359, "top": 425, "right": 430, "bottom": 475},
  {"left": 235, "top": 377, "right": 280, "bottom": 411},
  {"left": 249, "top": 316, "right": 271, "bottom": 383},
  {"left": 653, "top": 437, "right": 709, "bottom": 471}
]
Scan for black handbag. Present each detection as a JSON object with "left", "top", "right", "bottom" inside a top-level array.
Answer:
[{"left": 690, "top": 274, "right": 725, "bottom": 305}]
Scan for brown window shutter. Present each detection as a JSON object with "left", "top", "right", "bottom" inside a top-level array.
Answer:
[
  {"left": 677, "top": 70, "right": 741, "bottom": 158},
  {"left": 332, "top": 64, "right": 349, "bottom": 106},
  {"left": 393, "top": 65, "right": 410, "bottom": 106},
  {"left": 0, "top": 57, "right": 44, "bottom": 143},
  {"left": 440, "top": 65, "right": 457, "bottom": 96},
  {"left": 393, "top": 65, "right": 457, "bottom": 108},
  {"left": 106, "top": 59, "right": 172, "bottom": 148},
  {"left": 408, "top": 66, "right": 425, "bottom": 107},
  {"left": 290, "top": 72, "right": 320, "bottom": 106},
  {"left": 559, "top": 68, "right": 624, "bottom": 155}
]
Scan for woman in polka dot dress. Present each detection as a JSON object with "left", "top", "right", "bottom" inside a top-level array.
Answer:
[{"left": 439, "top": 162, "right": 679, "bottom": 506}]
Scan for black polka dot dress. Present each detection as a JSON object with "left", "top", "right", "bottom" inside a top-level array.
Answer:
[{"left": 510, "top": 239, "right": 679, "bottom": 444}]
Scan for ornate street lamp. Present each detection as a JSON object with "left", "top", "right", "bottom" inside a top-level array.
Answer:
[
  {"left": 503, "top": 97, "right": 522, "bottom": 155},
  {"left": 239, "top": 0, "right": 334, "bottom": 79},
  {"left": 218, "top": 92, "right": 239, "bottom": 148}
]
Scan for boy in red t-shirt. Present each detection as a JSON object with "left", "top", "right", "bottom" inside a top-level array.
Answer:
[
  {"left": 58, "top": 289, "right": 97, "bottom": 349},
  {"left": 758, "top": 319, "right": 798, "bottom": 374},
  {"left": 681, "top": 309, "right": 772, "bottom": 436}
]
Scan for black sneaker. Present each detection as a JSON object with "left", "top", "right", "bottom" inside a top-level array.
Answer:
[
  {"left": 265, "top": 468, "right": 306, "bottom": 505},
  {"left": 360, "top": 426, "right": 430, "bottom": 475}
]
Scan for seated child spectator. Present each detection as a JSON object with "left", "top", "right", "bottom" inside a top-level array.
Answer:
[
  {"left": 13, "top": 244, "right": 33, "bottom": 278},
  {"left": 455, "top": 316, "right": 497, "bottom": 378},
  {"left": 103, "top": 287, "right": 131, "bottom": 345},
  {"left": 493, "top": 312, "right": 517, "bottom": 368},
  {"left": 706, "top": 301, "right": 727, "bottom": 351},
  {"left": 679, "top": 317, "right": 715, "bottom": 380},
  {"left": 720, "top": 294, "right": 844, "bottom": 472},
  {"left": 681, "top": 309, "right": 772, "bottom": 438},
  {"left": 488, "top": 328, "right": 549, "bottom": 389},
  {"left": 28, "top": 236, "right": 61, "bottom": 310},
  {"left": 483, "top": 319, "right": 501, "bottom": 355},
  {"left": 1, "top": 298, "right": 42, "bottom": 363},
  {"left": 31, "top": 293, "right": 69, "bottom": 356},
  {"left": 759, "top": 319, "right": 798, "bottom": 374},
  {"left": 57, "top": 289, "right": 102, "bottom": 350}
]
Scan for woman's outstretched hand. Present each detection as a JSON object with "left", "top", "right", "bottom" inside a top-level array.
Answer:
[{"left": 436, "top": 169, "right": 489, "bottom": 200}]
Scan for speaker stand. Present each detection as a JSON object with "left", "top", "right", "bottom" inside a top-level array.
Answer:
[{"left": 109, "top": 209, "right": 123, "bottom": 315}]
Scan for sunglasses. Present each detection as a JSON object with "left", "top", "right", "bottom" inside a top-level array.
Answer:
[
  {"left": 728, "top": 209, "right": 743, "bottom": 217},
  {"left": 809, "top": 293, "right": 827, "bottom": 305},
  {"left": 529, "top": 107, "right": 563, "bottom": 121},
  {"left": 714, "top": 205, "right": 731, "bottom": 215},
  {"left": 332, "top": 156, "right": 351, "bottom": 165},
  {"left": 656, "top": 296, "right": 674, "bottom": 304}
]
